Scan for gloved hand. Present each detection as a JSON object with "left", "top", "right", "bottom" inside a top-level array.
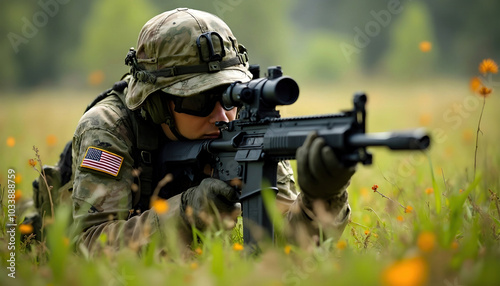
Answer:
[
  {"left": 180, "top": 178, "right": 241, "bottom": 230},
  {"left": 296, "top": 132, "right": 356, "bottom": 200}
]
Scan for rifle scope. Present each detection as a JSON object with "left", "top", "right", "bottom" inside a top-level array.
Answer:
[{"left": 222, "top": 66, "right": 299, "bottom": 109}]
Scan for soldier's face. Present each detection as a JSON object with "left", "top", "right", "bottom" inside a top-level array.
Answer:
[{"left": 161, "top": 101, "right": 237, "bottom": 140}]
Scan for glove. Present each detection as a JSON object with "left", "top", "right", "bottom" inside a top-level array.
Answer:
[
  {"left": 180, "top": 178, "right": 240, "bottom": 230},
  {"left": 296, "top": 132, "right": 356, "bottom": 200}
]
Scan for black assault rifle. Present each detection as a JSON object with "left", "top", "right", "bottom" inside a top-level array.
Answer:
[{"left": 159, "top": 66, "right": 430, "bottom": 245}]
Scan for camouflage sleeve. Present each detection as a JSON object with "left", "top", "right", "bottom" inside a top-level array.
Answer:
[
  {"left": 71, "top": 97, "right": 189, "bottom": 254},
  {"left": 275, "top": 160, "right": 350, "bottom": 246}
]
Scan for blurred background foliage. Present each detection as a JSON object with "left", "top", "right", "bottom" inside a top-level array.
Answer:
[{"left": 0, "top": 0, "right": 499, "bottom": 90}]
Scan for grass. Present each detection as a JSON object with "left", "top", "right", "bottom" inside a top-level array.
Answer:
[{"left": 1, "top": 76, "right": 500, "bottom": 285}]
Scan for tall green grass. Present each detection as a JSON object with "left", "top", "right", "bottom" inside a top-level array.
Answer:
[{"left": 1, "top": 77, "right": 500, "bottom": 285}]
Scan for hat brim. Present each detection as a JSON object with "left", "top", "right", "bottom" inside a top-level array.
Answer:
[{"left": 126, "top": 67, "right": 252, "bottom": 110}]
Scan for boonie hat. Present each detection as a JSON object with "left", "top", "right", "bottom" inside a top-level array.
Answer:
[{"left": 125, "top": 8, "right": 252, "bottom": 111}]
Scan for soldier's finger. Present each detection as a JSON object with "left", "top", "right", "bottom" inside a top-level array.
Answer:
[
  {"left": 309, "top": 136, "right": 330, "bottom": 180},
  {"left": 321, "top": 145, "right": 341, "bottom": 176}
]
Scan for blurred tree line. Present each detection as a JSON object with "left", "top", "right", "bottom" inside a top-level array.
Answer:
[{"left": 1, "top": 0, "right": 498, "bottom": 90}]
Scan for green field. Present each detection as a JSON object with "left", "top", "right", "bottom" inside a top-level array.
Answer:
[{"left": 1, "top": 76, "right": 500, "bottom": 285}]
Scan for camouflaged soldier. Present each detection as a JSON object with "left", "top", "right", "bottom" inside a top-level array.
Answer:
[{"left": 72, "top": 8, "right": 354, "bottom": 254}]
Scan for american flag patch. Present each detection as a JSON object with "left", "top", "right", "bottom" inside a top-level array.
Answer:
[{"left": 80, "top": 147, "right": 123, "bottom": 177}]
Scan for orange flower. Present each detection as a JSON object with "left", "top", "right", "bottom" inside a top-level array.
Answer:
[
  {"left": 478, "top": 86, "right": 492, "bottom": 97},
  {"left": 419, "top": 41, "right": 432, "bottom": 53},
  {"left": 46, "top": 134, "right": 57, "bottom": 147},
  {"left": 382, "top": 256, "right": 428, "bottom": 286},
  {"left": 14, "top": 190, "right": 23, "bottom": 202},
  {"left": 336, "top": 240, "right": 347, "bottom": 250},
  {"left": 19, "top": 224, "right": 34, "bottom": 234},
  {"left": 6, "top": 137, "right": 16, "bottom": 147},
  {"left": 364, "top": 230, "right": 371, "bottom": 235},
  {"left": 151, "top": 198, "right": 169, "bottom": 214},
  {"left": 28, "top": 159, "right": 37, "bottom": 167},
  {"left": 405, "top": 206, "right": 413, "bottom": 213},
  {"left": 88, "top": 70, "right": 105, "bottom": 86},
  {"left": 470, "top": 77, "right": 482, "bottom": 92},
  {"left": 194, "top": 247, "right": 203, "bottom": 255},
  {"left": 479, "top": 58, "right": 498, "bottom": 75},
  {"left": 284, "top": 245, "right": 292, "bottom": 255},
  {"left": 397, "top": 216, "right": 404, "bottom": 222},
  {"left": 417, "top": 231, "right": 436, "bottom": 253},
  {"left": 232, "top": 243, "right": 244, "bottom": 251},
  {"left": 425, "top": 188, "right": 434, "bottom": 195},
  {"left": 462, "top": 129, "right": 474, "bottom": 143},
  {"left": 372, "top": 185, "right": 379, "bottom": 192}
]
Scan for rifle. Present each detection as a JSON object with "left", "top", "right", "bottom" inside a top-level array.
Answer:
[{"left": 159, "top": 66, "right": 430, "bottom": 245}]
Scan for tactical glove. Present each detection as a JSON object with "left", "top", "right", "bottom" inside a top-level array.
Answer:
[
  {"left": 180, "top": 178, "right": 240, "bottom": 230},
  {"left": 296, "top": 132, "right": 356, "bottom": 200}
]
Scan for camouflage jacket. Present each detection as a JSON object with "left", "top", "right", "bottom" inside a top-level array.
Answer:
[{"left": 71, "top": 82, "right": 351, "bottom": 254}]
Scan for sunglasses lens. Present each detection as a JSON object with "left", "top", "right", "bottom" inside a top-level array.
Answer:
[{"left": 173, "top": 86, "right": 234, "bottom": 117}]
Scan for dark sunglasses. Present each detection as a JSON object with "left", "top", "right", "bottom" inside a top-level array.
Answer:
[{"left": 171, "top": 86, "right": 234, "bottom": 117}]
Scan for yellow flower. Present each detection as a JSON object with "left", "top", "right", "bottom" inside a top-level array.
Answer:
[
  {"left": 419, "top": 41, "right": 432, "bottom": 53},
  {"left": 405, "top": 206, "right": 413, "bottom": 213},
  {"left": 151, "top": 198, "right": 169, "bottom": 214},
  {"left": 382, "top": 256, "right": 428, "bottom": 286},
  {"left": 14, "top": 174, "right": 22, "bottom": 184},
  {"left": 336, "top": 240, "right": 347, "bottom": 250},
  {"left": 470, "top": 77, "right": 482, "bottom": 92},
  {"left": 284, "top": 245, "right": 292, "bottom": 255},
  {"left": 6, "top": 137, "right": 16, "bottom": 147},
  {"left": 479, "top": 58, "right": 498, "bottom": 75},
  {"left": 425, "top": 188, "right": 433, "bottom": 195},
  {"left": 419, "top": 113, "right": 432, "bottom": 126},
  {"left": 417, "top": 231, "right": 436, "bottom": 253},
  {"left": 360, "top": 187, "right": 369, "bottom": 199},
  {"left": 46, "top": 134, "right": 57, "bottom": 147},
  {"left": 232, "top": 243, "right": 244, "bottom": 251},
  {"left": 19, "top": 224, "right": 34, "bottom": 234}
]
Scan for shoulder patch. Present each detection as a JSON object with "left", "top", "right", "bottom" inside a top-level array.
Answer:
[{"left": 80, "top": 147, "right": 123, "bottom": 177}]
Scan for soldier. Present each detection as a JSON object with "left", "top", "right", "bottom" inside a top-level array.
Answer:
[{"left": 71, "top": 8, "right": 355, "bottom": 254}]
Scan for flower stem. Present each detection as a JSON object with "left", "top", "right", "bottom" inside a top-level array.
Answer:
[{"left": 473, "top": 96, "right": 486, "bottom": 179}]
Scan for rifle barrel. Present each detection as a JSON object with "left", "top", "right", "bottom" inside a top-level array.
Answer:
[{"left": 348, "top": 128, "right": 430, "bottom": 150}]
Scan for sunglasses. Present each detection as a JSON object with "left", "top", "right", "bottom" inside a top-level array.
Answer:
[{"left": 171, "top": 86, "right": 234, "bottom": 117}]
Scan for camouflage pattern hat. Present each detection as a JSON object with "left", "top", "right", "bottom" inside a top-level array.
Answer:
[{"left": 125, "top": 8, "right": 252, "bottom": 111}]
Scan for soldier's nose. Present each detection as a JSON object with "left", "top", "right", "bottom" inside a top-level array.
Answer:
[{"left": 208, "top": 102, "right": 229, "bottom": 123}]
